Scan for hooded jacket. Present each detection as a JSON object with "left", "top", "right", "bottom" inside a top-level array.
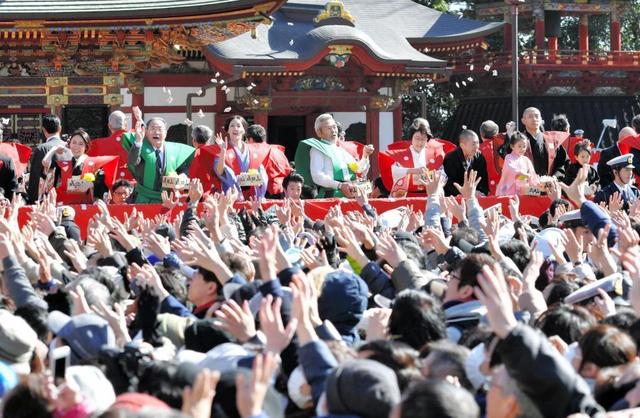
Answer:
[{"left": 318, "top": 271, "right": 368, "bottom": 345}]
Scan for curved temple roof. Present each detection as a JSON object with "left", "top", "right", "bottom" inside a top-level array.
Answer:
[
  {"left": 0, "top": 0, "right": 280, "bottom": 21},
  {"left": 208, "top": 0, "right": 502, "bottom": 68}
]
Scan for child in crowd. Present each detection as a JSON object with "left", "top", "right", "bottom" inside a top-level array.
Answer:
[
  {"left": 565, "top": 141, "right": 599, "bottom": 195},
  {"left": 496, "top": 132, "right": 539, "bottom": 196}
]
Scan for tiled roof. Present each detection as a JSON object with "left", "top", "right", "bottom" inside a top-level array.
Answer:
[
  {"left": 0, "top": 0, "right": 267, "bottom": 19},
  {"left": 208, "top": 0, "right": 501, "bottom": 66}
]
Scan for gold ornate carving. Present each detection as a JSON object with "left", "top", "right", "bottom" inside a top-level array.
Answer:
[
  {"left": 327, "top": 45, "right": 353, "bottom": 56},
  {"left": 103, "top": 94, "right": 123, "bottom": 105},
  {"left": 315, "top": 1, "right": 355, "bottom": 25},
  {"left": 64, "top": 86, "right": 106, "bottom": 96},
  {"left": 103, "top": 74, "right": 124, "bottom": 87},
  {"left": 369, "top": 95, "right": 396, "bottom": 111},
  {"left": 237, "top": 94, "right": 271, "bottom": 110},
  {"left": 14, "top": 20, "right": 45, "bottom": 28},
  {"left": 126, "top": 77, "right": 144, "bottom": 95},
  {"left": 47, "top": 95, "right": 68, "bottom": 105},
  {"left": 46, "top": 77, "right": 68, "bottom": 87}
]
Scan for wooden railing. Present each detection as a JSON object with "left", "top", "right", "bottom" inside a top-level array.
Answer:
[{"left": 448, "top": 49, "right": 640, "bottom": 72}]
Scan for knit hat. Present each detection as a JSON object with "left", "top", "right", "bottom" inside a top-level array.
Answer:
[
  {"left": 0, "top": 310, "right": 38, "bottom": 374},
  {"left": 318, "top": 271, "right": 368, "bottom": 343},
  {"left": 325, "top": 359, "right": 401, "bottom": 418}
]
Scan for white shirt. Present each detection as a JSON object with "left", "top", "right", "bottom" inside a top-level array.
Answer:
[
  {"left": 391, "top": 146, "right": 426, "bottom": 185},
  {"left": 309, "top": 140, "right": 369, "bottom": 189}
]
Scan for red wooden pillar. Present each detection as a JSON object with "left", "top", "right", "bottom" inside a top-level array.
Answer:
[
  {"left": 579, "top": 14, "right": 589, "bottom": 53},
  {"left": 366, "top": 110, "right": 380, "bottom": 178},
  {"left": 393, "top": 103, "right": 403, "bottom": 142},
  {"left": 253, "top": 111, "right": 268, "bottom": 131},
  {"left": 131, "top": 92, "right": 143, "bottom": 114},
  {"left": 504, "top": 20, "right": 512, "bottom": 51},
  {"left": 535, "top": 17, "right": 545, "bottom": 52},
  {"left": 611, "top": 17, "right": 621, "bottom": 52},
  {"left": 548, "top": 36, "right": 558, "bottom": 61}
]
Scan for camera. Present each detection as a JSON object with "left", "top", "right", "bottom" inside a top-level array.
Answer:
[{"left": 98, "top": 342, "right": 154, "bottom": 394}]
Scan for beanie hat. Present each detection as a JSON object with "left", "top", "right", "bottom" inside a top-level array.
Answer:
[{"left": 325, "top": 359, "right": 401, "bottom": 418}]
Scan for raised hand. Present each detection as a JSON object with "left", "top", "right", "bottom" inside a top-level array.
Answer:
[
  {"left": 91, "top": 300, "right": 130, "bottom": 346},
  {"left": 257, "top": 224, "right": 279, "bottom": 280},
  {"left": 608, "top": 191, "right": 624, "bottom": 213},
  {"left": 259, "top": 295, "right": 298, "bottom": 355},
  {"left": 214, "top": 300, "right": 256, "bottom": 343},
  {"left": 144, "top": 231, "right": 171, "bottom": 259},
  {"left": 561, "top": 229, "right": 583, "bottom": 264},
  {"left": 364, "top": 308, "right": 391, "bottom": 341},
  {"left": 108, "top": 219, "right": 140, "bottom": 252},
  {"left": 474, "top": 263, "right": 518, "bottom": 338},
  {"left": 589, "top": 224, "right": 617, "bottom": 277},
  {"left": 420, "top": 170, "right": 445, "bottom": 197},
  {"left": 421, "top": 227, "right": 452, "bottom": 256},
  {"left": 560, "top": 165, "right": 588, "bottom": 206},
  {"left": 443, "top": 196, "right": 467, "bottom": 223},
  {"left": 300, "top": 245, "right": 329, "bottom": 270},
  {"left": 63, "top": 240, "right": 88, "bottom": 272},
  {"left": 236, "top": 353, "right": 279, "bottom": 418},
  {"left": 454, "top": 169, "right": 481, "bottom": 200},
  {"left": 182, "top": 369, "right": 220, "bottom": 418},
  {"left": 161, "top": 190, "right": 178, "bottom": 210},
  {"left": 189, "top": 178, "right": 204, "bottom": 204},
  {"left": 334, "top": 224, "right": 369, "bottom": 268},
  {"left": 375, "top": 231, "right": 407, "bottom": 269},
  {"left": 621, "top": 246, "right": 640, "bottom": 315}
]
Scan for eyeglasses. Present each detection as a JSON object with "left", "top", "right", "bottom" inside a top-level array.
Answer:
[{"left": 113, "top": 190, "right": 131, "bottom": 196}]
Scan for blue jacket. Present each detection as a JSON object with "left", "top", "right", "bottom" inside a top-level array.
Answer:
[{"left": 298, "top": 340, "right": 338, "bottom": 406}]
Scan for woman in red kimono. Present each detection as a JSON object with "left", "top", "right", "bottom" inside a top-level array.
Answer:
[
  {"left": 379, "top": 118, "right": 453, "bottom": 196},
  {"left": 214, "top": 116, "right": 268, "bottom": 199},
  {"left": 42, "top": 129, "right": 117, "bottom": 204}
]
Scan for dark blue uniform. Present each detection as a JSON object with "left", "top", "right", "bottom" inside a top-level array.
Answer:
[{"left": 593, "top": 182, "right": 640, "bottom": 211}]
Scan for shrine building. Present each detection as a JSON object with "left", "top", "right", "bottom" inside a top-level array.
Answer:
[{"left": 0, "top": 0, "right": 503, "bottom": 179}]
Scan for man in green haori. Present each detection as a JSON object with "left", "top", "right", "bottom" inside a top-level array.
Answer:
[
  {"left": 121, "top": 106, "right": 194, "bottom": 203},
  {"left": 294, "top": 113, "right": 374, "bottom": 198}
]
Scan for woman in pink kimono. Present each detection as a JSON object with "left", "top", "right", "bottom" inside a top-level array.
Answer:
[{"left": 496, "top": 132, "right": 539, "bottom": 196}]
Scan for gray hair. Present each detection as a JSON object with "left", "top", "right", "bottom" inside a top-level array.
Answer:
[
  {"left": 479, "top": 120, "right": 499, "bottom": 139},
  {"left": 108, "top": 111, "right": 127, "bottom": 131},
  {"left": 314, "top": 113, "right": 335, "bottom": 136},
  {"left": 192, "top": 125, "right": 213, "bottom": 144},
  {"left": 146, "top": 117, "right": 167, "bottom": 128}
]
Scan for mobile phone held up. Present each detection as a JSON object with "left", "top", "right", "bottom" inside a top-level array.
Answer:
[{"left": 50, "top": 345, "right": 71, "bottom": 382}]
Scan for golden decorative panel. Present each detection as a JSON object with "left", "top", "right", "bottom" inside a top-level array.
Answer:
[
  {"left": 46, "top": 77, "right": 68, "bottom": 87},
  {"left": 47, "top": 95, "right": 68, "bottom": 105}
]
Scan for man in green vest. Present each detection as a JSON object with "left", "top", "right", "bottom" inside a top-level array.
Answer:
[
  {"left": 294, "top": 113, "right": 374, "bottom": 198},
  {"left": 122, "top": 106, "right": 195, "bottom": 203}
]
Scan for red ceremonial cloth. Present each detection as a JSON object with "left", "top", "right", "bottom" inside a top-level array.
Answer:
[
  {"left": 379, "top": 139, "right": 456, "bottom": 194},
  {"left": 0, "top": 142, "right": 31, "bottom": 177},
  {"left": 87, "top": 130, "right": 135, "bottom": 182},
  {"left": 16, "top": 196, "right": 551, "bottom": 239}
]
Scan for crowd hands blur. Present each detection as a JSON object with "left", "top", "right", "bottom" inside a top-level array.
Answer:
[{"left": 5, "top": 108, "right": 640, "bottom": 418}]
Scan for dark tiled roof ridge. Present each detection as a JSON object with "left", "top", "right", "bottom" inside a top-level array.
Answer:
[{"left": 0, "top": 0, "right": 267, "bottom": 19}]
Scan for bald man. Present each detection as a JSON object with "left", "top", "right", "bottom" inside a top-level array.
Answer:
[
  {"left": 521, "top": 107, "right": 569, "bottom": 180},
  {"left": 597, "top": 126, "right": 639, "bottom": 188}
]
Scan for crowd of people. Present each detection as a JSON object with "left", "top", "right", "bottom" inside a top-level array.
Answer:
[{"left": 1, "top": 106, "right": 640, "bottom": 418}]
